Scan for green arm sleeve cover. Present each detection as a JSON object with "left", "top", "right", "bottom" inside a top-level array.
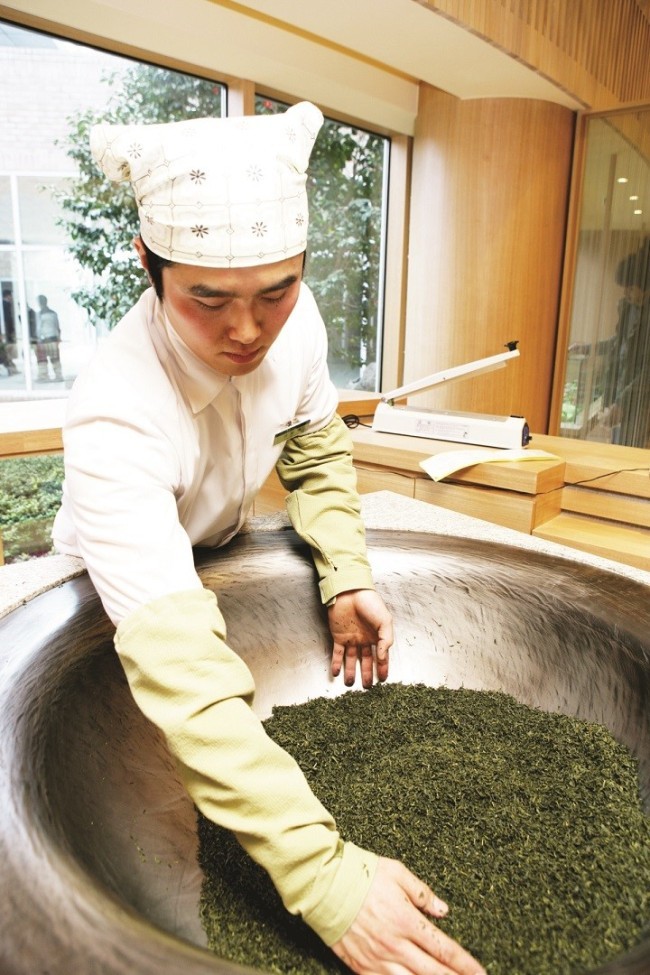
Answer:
[
  {"left": 114, "top": 587, "right": 377, "bottom": 944},
  {"left": 276, "top": 414, "right": 375, "bottom": 604}
]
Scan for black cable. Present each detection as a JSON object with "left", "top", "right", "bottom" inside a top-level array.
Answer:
[
  {"left": 569, "top": 467, "right": 650, "bottom": 487},
  {"left": 341, "top": 413, "right": 375, "bottom": 429}
]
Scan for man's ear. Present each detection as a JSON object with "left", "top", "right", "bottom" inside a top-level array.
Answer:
[{"left": 133, "top": 236, "right": 150, "bottom": 275}]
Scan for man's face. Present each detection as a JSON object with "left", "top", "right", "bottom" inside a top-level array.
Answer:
[{"left": 138, "top": 244, "right": 304, "bottom": 377}]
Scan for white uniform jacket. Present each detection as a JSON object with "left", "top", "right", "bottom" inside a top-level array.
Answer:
[{"left": 54, "top": 283, "right": 342, "bottom": 624}]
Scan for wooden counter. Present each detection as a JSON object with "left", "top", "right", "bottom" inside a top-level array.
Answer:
[
  {"left": 2, "top": 394, "right": 648, "bottom": 572},
  {"left": 0, "top": 400, "right": 65, "bottom": 458},
  {"left": 256, "top": 404, "right": 650, "bottom": 572}
]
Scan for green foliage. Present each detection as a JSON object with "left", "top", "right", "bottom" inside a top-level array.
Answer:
[
  {"left": 257, "top": 96, "right": 386, "bottom": 369},
  {"left": 561, "top": 379, "right": 579, "bottom": 423},
  {"left": 0, "top": 456, "right": 65, "bottom": 561},
  {"left": 53, "top": 72, "right": 385, "bottom": 372}
]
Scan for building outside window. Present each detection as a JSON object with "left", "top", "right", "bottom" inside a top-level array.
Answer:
[{"left": 0, "top": 20, "right": 226, "bottom": 398}]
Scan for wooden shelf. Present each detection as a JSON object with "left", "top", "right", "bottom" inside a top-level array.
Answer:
[
  {"left": 350, "top": 425, "right": 565, "bottom": 495},
  {"left": 533, "top": 513, "right": 650, "bottom": 572},
  {"left": 562, "top": 485, "right": 650, "bottom": 529},
  {"left": 531, "top": 434, "right": 650, "bottom": 499},
  {"left": 347, "top": 426, "right": 650, "bottom": 571},
  {"left": 0, "top": 400, "right": 65, "bottom": 458}
]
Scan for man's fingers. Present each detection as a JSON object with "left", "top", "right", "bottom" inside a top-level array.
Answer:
[
  {"left": 360, "top": 644, "right": 374, "bottom": 688},
  {"left": 344, "top": 645, "right": 359, "bottom": 686},
  {"left": 400, "top": 868, "right": 448, "bottom": 918},
  {"left": 412, "top": 921, "right": 485, "bottom": 975},
  {"left": 331, "top": 641, "right": 344, "bottom": 676},
  {"left": 399, "top": 870, "right": 485, "bottom": 975},
  {"left": 332, "top": 642, "right": 390, "bottom": 686},
  {"left": 339, "top": 644, "right": 384, "bottom": 687},
  {"left": 375, "top": 639, "right": 390, "bottom": 682}
]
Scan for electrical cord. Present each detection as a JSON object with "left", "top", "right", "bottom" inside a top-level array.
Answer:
[
  {"left": 342, "top": 412, "right": 650, "bottom": 486},
  {"left": 569, "top": 467, "right": 650, "bottom": 487},
  {"left": 341, "top": 413, "right": 375, "bottom": 429}
]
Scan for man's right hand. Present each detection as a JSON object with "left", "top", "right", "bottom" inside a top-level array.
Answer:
[{"left": 331, "top": 858, "right": 485, "bottom": 975}]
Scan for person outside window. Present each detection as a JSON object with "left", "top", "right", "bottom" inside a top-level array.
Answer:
[
  {"left": 601, "top": 237, "right": 650, "bottom": 447},
  {"left": 53, "top": 103, "right": 484, "bottom": 975},
  {"left": 35, "top": 293, "right": 63, "bottom": 382},
  {"left": 1, "top": 288, "right": 19, "bottom": 376}
]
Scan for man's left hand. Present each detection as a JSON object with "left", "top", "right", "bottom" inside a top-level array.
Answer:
[{"left": 328, "top": 589, "right": 393, "bottom": 688}]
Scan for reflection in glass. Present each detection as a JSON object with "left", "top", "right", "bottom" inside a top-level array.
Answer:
[
  {"left": 18, "top": 176, "right": 72, "bottom": 246},
  {"left": 561, "top": 109, "right": 650, "bottom": 447},
  {"left": 0, "top": 176, "right": 13, "bottom": 245}
]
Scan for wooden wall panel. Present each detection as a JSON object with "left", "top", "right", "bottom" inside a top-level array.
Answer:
[
  {"left": 420, "top": 0, "right": 650, "bottom": 109},
  {"left": 402, "top": 87, "right": 575, "bottom": 433}
]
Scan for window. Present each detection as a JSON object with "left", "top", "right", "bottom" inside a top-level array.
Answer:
[
  {"left": 559, "top": 108, "right": 650, "bottom": 448},
  {"left": 0, "top": 453, "right": 64, "bottom": 563},
  {"left": 0, "top": 20, "right": 390, "bottom": 401},
  {"left": 256, "top": 96, "right": 389, "bottom": 390},
  {"left": 0, "top": 19, "right": 226, "bottom": 396},
  {"left": 0, "top": 17, "right": 394, "bottom": 564}
]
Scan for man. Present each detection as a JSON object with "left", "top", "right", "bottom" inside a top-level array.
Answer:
[
  {"left": 601, "top": 239, "right": 650, "bottom": 447},
  {"left": 1, "top": 288, "right": 18, "bottom": 375},
  {"left": 35, "top": 294, "right": 63, "bottom": 381},
  {"left": 53, "top": 103, "right": 484, "bottom": 975}
]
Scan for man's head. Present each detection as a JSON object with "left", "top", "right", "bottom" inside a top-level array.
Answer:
[{"left": 91, "top": 102, "right": 323, "bottom": 375}]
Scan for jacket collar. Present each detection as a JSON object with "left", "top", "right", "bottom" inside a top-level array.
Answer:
[{"left": 150, "top": 292, "right": 232, "bottom": 414}]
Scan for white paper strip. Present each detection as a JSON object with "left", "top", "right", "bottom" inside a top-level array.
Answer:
[{"left": 419, "top": 448, "right": 560, "bottom": 482}]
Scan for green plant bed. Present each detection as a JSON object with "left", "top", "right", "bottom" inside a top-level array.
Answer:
[
  {"left": 1, "top": 517, "right": 57, "bottom": 562},
  {"left": 0, "top": 456, "right": 64, "bottom": 562}
]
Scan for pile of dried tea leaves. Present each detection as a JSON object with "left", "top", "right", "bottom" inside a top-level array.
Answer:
[{"left": 198, "top": 684, "right": 650, "bottom": 975}]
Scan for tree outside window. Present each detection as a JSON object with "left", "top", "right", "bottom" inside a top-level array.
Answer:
[{"left": 256, "top": 96, "right": 388, "bottom": 390}]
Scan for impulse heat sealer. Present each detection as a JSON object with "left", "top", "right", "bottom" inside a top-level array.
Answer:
[{"left": 372, "top": 343, "right": 531, "bottom": 449}]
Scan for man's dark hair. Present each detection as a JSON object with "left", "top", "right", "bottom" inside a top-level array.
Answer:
[
  {"left": 141, "top": 240, "right": 174, "bottom": 299},
  {"left": 140, "top": 240, "right": 307, "bottom": 300}
]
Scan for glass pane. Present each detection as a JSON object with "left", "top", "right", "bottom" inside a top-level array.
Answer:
[
  {"left": 0, "top": 175, "right": 13, "bottom": 244},
  {"left": 23, "top": 249, "right": 97, "bottom": 386},
  {"left": 0, "top": 256, "right": 30, "bottom": 388},
  {"left": 18, "top": 176, "right": 71, "bottom": 246},
  {"left": 561, "top": 109, "right": 650, "bottom": 447},
  {"left": 0, "top": 17, "right": 227, "bottom": 399},
  {"left": 0, "top": 245, "right": 94, "bottom": 395},
  {"left": 256, "top": 95, "right": 389, "bottom": 391}
]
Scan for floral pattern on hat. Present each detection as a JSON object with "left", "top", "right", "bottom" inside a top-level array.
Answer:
[{"left": 90, "top": 102, "right": 323, "bottom": 268}]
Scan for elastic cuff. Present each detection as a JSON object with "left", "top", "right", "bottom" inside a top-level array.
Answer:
[
  {"left": 318, "top": 566, "right": 375, "bottom": 605},
  {"left": 303, "top": 842, "right": 378, "bottom": 945}
]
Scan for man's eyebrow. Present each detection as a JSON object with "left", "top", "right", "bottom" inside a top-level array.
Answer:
[{"left": 187, "top": 274, "right": 300, "bottom": 299}]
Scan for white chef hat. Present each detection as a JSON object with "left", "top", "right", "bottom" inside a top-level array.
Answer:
[{"left": 90, "top": 101, "right": 324, "bottom": 268}]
